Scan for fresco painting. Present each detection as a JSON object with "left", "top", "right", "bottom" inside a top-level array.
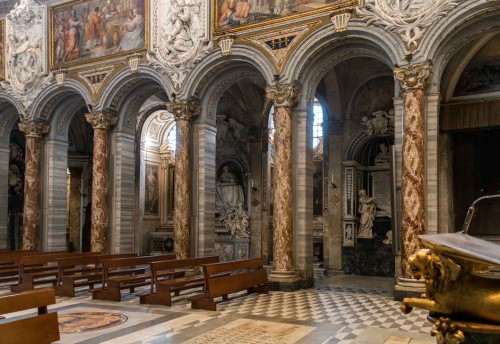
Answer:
[{"left": 51, "top": 0, "right": 146, "bottom": 67}]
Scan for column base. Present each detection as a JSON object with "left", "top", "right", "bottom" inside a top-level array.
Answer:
[
  {"left": 393, "top": 276, "right": 425, "bottom": 301},
  {"left": 267, "top": 270, "right": 301, "bottom": 291}
]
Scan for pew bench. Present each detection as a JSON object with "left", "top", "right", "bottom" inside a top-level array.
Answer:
[
  {"left": 0, "top": 288, "right": 60, "bottom": 343},
  {"left": 139, "top": 256, "right": 220, "bottom": 306},
  {"left": 0, "top": 251, "right": 66, "bottom": 285},
  {"left": 190, "top": 257, "right": 268, "bottom": 311},
  {"left": 92, "top": 254, "right": 176, "bottom": 302},
  {"left": 11, "top": 252, "right": 99, "bottom": 292},
  {"left": 56, "top": 253, "right": 138, "bottom": 297}
]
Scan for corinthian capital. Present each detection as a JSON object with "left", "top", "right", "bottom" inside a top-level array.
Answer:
[
  {"left": 266, "top": 83, "right": 302, "bottom": 107},
  {"left": 166, "top": 99, "right": 201, "bottom": 121},
  {"left": 85, "top": 112, "right": 118, "bottom": 130},
  {"left": 18, "top": 120, "right": 50, "bottom": 138},
  {"left": 394, "top": 61, "right": 432, "bottom": 92}
]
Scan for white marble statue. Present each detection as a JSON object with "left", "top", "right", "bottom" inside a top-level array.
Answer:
[
  {"left": 358, "top": 189, "right": 376, "bottom": 239},
  {"left": 216, "top": 165, "right": 250, "bottom": 237},
  {"left": 374, "top": 143, "right": 390, "bottom": 165}
]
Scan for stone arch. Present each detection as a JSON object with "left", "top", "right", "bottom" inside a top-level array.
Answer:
[
  {"left": 283, "top": 21, "right": 402, "bottom": 98},
  {"left": 0, "top": 96, "right": 23, "bottom": 149},
  {"left": 29, "top": 80, "right": 92, "bottom": 122},
  {"left": 96, "top": 66, "right": 173, "bottom": 135},
  {"left": 422, "top": 0, "right": 500, "bottom": 93}
]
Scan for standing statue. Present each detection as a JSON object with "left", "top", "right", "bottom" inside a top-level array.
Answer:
[
  {"left": 146, "top": 167, "right": 158, "bottom": 213},
  {"left": 358, "top": 189, "right": 376, "bottom": 238}
]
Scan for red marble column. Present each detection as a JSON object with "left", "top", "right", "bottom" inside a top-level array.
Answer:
[
  {"left": 18, "top": 121, "right": 50, "bottom": 250},
  {"left": 266, "top": 83, "right": 301, "bottom": 281},
  {"left": 166, "top": 100, "right": 200, "bottom": 259},
  {"left": 85, "top": 112, "right": 118, "bottom": 253},
  {"left": 394, "top": 61, "right": 432, "bottom": 278}
]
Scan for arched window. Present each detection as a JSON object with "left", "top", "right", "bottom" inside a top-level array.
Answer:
[{"left": 166, "top": 125, "right": 177, "bottom": 152}]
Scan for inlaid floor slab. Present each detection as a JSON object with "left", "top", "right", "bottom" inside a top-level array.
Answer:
[{"left": 0, "top": 273, "right": 434, "bottom": 344}]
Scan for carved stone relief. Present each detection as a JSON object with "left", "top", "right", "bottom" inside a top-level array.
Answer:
[
  {"left": 3, "top": 0, "right": 51, "bottom": 109},
  {"left": 357, "top": 0, "right": 464, "bottom": 52},
  {"left": 148, "top": 0, "right": 212, "bottom": 93}
]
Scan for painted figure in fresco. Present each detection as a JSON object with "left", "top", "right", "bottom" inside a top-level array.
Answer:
[
  {"left": 118, "top": 7, "right": 144, "bottom": 52},
  {"left": 219, "top": 0, "right": 252, "bottom": 27},
  {"left": 63, "top": 9, "right": 82, "bottom": 61},
  {"left": 358, "top": 189, "right": 376, "bottom": 238},
  {"left": 54, "top": 12, "right": 66, "bottom": 63},
  {"left": 86, "top": 7, "right": 103, "bottom": 49}
]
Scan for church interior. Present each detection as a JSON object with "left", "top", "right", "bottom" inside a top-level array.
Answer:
[{"left": 0, "top": 0, "right": 499, "bottom": 343}]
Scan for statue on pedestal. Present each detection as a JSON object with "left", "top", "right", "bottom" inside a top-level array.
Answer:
[
  {"left": 216, "top": 165, "right": 250, "bottom": 239},
  {"left": 358, "top": 189, "right": 376, "bottom": 238}
]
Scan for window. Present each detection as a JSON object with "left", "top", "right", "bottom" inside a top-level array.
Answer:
[
  {"left": 166, "top": 125, "right": 176, "bottom": 152},
  {"left": 313, "top": 98, "right": 323, "bottom": 148}
]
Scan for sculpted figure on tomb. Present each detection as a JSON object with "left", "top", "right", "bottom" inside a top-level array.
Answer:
[{"left": 358, "top": 189, "right": 376, "bottom": 239}]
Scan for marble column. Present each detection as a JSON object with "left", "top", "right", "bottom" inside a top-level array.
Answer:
[
  {"left": 85, "top": 112, "right": 118, "bottom": 253},
  {"left": 18, "top": 121, "right": 50, "bottom": 250},
  {"left": 266, "top": 83, "right": 301, "bottom": 282},
  {"left": 166, "top": 99, "right": 200, "bottom": 259},
  {"left": 394, "top": 61, "right": 432, "bottom": 278}
]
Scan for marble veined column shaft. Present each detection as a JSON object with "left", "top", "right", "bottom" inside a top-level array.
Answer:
[
  {"left": 18, "top": 121, "right": 50, "bottom": 250},
  {"left": 166, "top": 99, "right": 200, "bottom": 259},
  {"left": 394, "top": 61, "right": 432, "bottom": 278},
  {"left": 85, "top": 112, "right": 117, "bottom": 253},
  {"left": 266, "top": 83, "right": 301, "bottom": 282}
]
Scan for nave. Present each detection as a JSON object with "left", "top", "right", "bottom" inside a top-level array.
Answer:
[{"left": 0, "top": 274, "right": 433, "bottom": 344}]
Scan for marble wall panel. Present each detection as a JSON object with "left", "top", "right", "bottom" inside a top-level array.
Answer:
[
  {"left": 42, "top": 139, "right": 69, "bottom": 251},
  {"left": 192, "top": 122, "right": 217, "bottom": 257},
  {"left": 293, "top": 107, "right": 314, "bottom": 281},
  {"left": 426, "top": 93, "right": 440, "bottom": 234},
  {"left": 109, "top": 133, "right": 136, "bottom": 253},
  {"left": 0, "top": 148, "right": 8, "bottom": 249}
]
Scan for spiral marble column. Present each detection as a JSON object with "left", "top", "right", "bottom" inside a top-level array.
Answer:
[
  {"left": 19, "top": 121, "right": 50, "bottom": 250},
  {"left": 85, "top": 112, "right": 118, "bottom": 253},
  {"left": 394, "top": 61, "right": 432, "bottom": 278},
  {"left": 166, "top": 99, "right": 200, "bottom": 259},
  {"left": 266, "top": 83, "right": 301, "bottom": 283}
]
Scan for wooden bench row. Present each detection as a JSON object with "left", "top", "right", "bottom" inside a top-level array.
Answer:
[{"left": 0, "top": 289, "right": 60, "bottom": 344}]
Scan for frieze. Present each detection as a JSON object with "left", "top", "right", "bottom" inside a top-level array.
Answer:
[
  {"left": 242, "top": 23, "right": 320, "bottom": 73},
  {"left": 357, "top": 0, "right": 464, "bottom": 52}
]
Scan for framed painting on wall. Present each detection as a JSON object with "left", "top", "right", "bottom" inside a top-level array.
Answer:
[
  {"left": 214, "top": 0, "right": 359, "bottom": 35},
  {"left": 50, "top": 0, "right": 148, "bottom": 69},
  {"left": 145, "top": 164, "right": 159, "bottom": 215}
]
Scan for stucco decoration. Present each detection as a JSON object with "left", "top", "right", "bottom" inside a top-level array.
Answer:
[
  {"left": 148, "top": 0, "right": 212, "bottom": 93},
  {"left": 357, "top": 0, "right": 463, "bottom": 52},
  {"left": 2, "top": 0, "right": 52, "bottom": 109}
]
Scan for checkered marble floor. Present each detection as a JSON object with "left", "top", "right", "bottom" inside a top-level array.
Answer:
[{"left": 0, "top": 273, "right": 434, "bottom": 344}]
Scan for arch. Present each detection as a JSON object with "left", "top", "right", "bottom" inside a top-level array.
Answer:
[
  {"left": 0, "top": 97, "right": 23, "bottom": 149},
  {"left": 180, "top": 46, "right": 275, "bottom": 100},
  {"left": 29, "top": 79, "right": 93, "bottom": 122},
  {"left": 96, "top": 65, "right": 174, "bottom": 112},
  {"left": 422, "top": 0, "right": 500, "bottom": 93},
  {"left": 284, "top": 24, "right": 400, "bottom": 103}
]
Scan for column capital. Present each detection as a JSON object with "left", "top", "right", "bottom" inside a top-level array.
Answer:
[
  {"left": 18, "top": 120, "right": 50, "bottom": 138},
  {"left": 266, "top": 83, "right": 302, "bottom": 107},
  {"left": 394, "top": 61, "right": 432, "bottom": 92},
  {"left": 166, "top": 99, "right": 201, "bottom": 121},
  {"left": 85, "top": 112, "right": 118, "bottom": 130}
]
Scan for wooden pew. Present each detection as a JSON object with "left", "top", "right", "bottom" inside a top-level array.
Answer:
[
  {"left": 92, "top": 254, "right": 176, "bottom": 302},
  {"left": 56, "top": 253, "right": 138, "bottom": 297},
  {"left": 0, "top": 251, "right": 67, "bottom": 285},
  {"left": 140, "top": 256, "right": 219, "bottom": 306},
  {"left": 190, "top": 257, "right": 268, "bottom": 311},
  {"left": 11, "top": 252, "right": 99, "bottom": 292},
  {"left": 0, "top": 288, "right": 60, "bottom": 343}
]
